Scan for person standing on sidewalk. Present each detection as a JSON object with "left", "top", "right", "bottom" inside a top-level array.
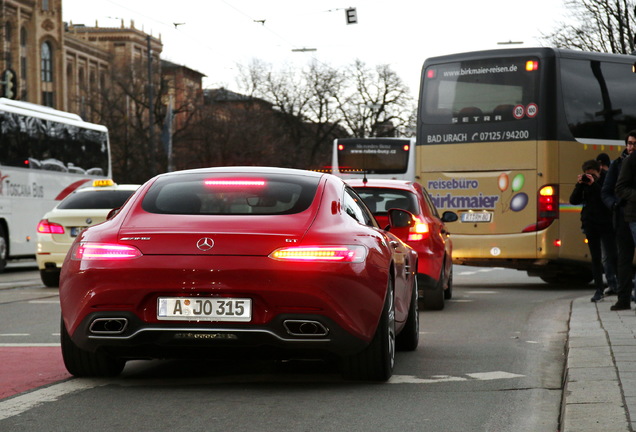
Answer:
[
  {"left": 602, "top": 132, "right": 636, "bottom": 310},
  {"left": 597, "top": 152, "right": 619, "bottom": 296},
  {"left": 571, "top": 159, "right": 618, "bottom": 302}
]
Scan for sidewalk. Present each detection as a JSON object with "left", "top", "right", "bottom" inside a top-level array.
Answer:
[{"left": 562, "top": 296, "right": 636, "bottom": 431}]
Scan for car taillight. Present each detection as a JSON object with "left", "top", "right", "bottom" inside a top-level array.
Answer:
[
  {"left": 269, "top": 245, "right": 367, "bottom": 263},
  {"left": 522, "top": 185, "right": 559, "bottom": 232},
  {"left": 37, "top": 219, "right": 65, "bottom": 234},
  {"left": 72, "top": 243, "right": 142, "bottom": 260},
  {"left": 407, "top": 217, "right": 430, "bottom": 241}
]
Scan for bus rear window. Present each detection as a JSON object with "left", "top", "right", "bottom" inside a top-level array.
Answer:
[{"left": 421, "top": 57, "right": 540, "bottom": 125}]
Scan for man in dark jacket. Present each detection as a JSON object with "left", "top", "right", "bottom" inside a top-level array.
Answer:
[
  {"left": 602, "top": 131, "right": 636, "bottom": 310},
  {"left": 571, "top": 159, "right": 618, "bottom": 302}
]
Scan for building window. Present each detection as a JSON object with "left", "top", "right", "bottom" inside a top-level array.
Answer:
[
  {"left": 5, "top": 22, "right": 11, "bottom": 43},
  {"left": 41, "top": 41, "right": 53, "bottom": 82},
  {"left": 20, "top": 28, "right": 27, "bottom": 83},
  {"left": 42, "top": 91, "right": 54, "bottom": 107},
  {"left": 42, "top": 0, "right": 50, "bottom": 11}
]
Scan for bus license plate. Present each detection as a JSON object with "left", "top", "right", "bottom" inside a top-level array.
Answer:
[
  {"left": 461, "top": 212, "right": 492, "bottom": 223},
  {"left": 157, "top": 297, "right": 251, "bottom": 322}
]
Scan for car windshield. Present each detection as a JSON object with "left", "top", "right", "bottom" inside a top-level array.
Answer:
[
  {"left": 141, "top": 172, "right": 320, "bottom": 215},
  {"left": 353, "top": 188, "right": 419, "bottom": 215},
  {"left": 57, "top": 190, "right": 136, "bottom": 210}
]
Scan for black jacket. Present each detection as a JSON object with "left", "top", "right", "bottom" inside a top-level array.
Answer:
[
  {"left": 602, "top": 149, "right": 628, "bottom": 226},
  {"left": 570, "top": 171, "right": 612, "bottom": 228},
  {"left": 615, "top": 151, "right": 636, "bottom": 223}
]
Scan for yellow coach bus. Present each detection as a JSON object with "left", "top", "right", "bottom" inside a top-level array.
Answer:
[{"left": 416, "top": 47, "right": 636, "bottom": 284}]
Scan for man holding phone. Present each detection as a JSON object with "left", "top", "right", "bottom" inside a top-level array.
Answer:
[{"left": 570, "top": 159, "right": 618, "bottom": 302}]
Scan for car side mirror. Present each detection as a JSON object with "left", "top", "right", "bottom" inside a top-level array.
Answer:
[
  {"left": 441, "top": 211, "right": 458, "bottom": 223},
  {"left": 388, "top": 208, "right": 415, "bottom": 229},
  {"left": 106, "top": 207, "right": 121, "bottom": 220}
]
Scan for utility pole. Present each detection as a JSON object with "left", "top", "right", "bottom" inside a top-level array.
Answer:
[{"left": 147, "top": 35, "right": 156, "bottom": 176}]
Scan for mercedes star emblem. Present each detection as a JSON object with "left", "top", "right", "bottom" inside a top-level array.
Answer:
[{"left": 196, "top": 237, "right": 214, "bottom": 251}]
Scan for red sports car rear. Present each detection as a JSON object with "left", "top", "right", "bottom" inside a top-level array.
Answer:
[{"left": 60, "top": 167, "right": 419, "bottom": 381}]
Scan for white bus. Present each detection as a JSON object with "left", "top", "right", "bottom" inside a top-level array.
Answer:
[
  {"left": 331, "top": 137, "right": 416, "bottom": 181},
  {"left": 0, "top": 98, "right": 111, "bottom": 271}
]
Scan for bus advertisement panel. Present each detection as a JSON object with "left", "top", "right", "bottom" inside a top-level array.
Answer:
[
  {"left": 416, "top": 48, "right": 636, "bottom": 284},
  {"left": 0, "top": 98, "right": 111, "bottom": 271},
  {"left": 332, "top": 137, "right": 416, "bottom": 181}
]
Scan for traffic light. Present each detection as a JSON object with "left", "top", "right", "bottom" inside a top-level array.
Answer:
[
  {"left": 1, "top": 69, "right": 17, "bottom": 100},
  {"left": 345, "top": 7, "right": 357, "bottom": 25}
]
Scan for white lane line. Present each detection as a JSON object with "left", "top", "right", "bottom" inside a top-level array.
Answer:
[
  {"left": 0, "top": 334, "right": 30, "bottom": 337},
  {"left": 0, "top": 379, "right": 106, "bottom": 421},
  {"left": 465, "top": 290, "right": 498, "bottom": 294},
  {"left": 390, "top": 370, "right": 525, "bottom": 384},
  {"left": 28, "top": 300, "right": 60, "bottom": 304},
  {"left": 466, "top": 371, "right": 525, "bottom": 380},
  {"left": 448, "top": 299, "right": 473, "bottom": 303}
]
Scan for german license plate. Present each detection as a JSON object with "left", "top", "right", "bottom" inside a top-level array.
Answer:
[
  {"left": 157, "top": 297, "right": 252, "bottom": 322},
  {"left": 461, "top": 212, "right": 492, "bottom": 223}
]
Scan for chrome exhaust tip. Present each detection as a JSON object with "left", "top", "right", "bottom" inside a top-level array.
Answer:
[
  {"left": 89, "top": 318, "right": 128, "bottom": 334},
  {"left": 283, "top": 320, "right": 329, "bottom": 337}
]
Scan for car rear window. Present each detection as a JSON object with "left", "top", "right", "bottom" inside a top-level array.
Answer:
[
  {"left": 57, "top": 190, "right": 136, "bottom": 210},
  {"left": 141, "top": 173, "right": 320, "bottom": 215},
  {"left": 353, "top": 188, "right": 419, "bottom": 215}
]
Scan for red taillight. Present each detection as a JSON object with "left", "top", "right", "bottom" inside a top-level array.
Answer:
[
  {"left": 269, "top": 245, "right": 367, "bottom": 263},
  {"left": 72, "top": 243, "right": 142, "bottom": 260},
  {"left": 37, "top": 219, "right": 65, "bottom": 234},
  {"left": 407, "top": 217, "right": 429, "bottom": 241},
  {"left": 522, "top": 185, "right": 559, "bottom": 232}
]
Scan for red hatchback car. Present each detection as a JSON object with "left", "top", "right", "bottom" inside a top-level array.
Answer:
[
  {"left": 348, "top": 179, "right": 457, "bottom": 310},
  {"left": 59, "top": 167, "right": 419, "bottom": 381}
]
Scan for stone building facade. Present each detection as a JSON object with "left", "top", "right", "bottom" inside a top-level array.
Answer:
[{"left": 0, "top": 0, "right": 180, "bottom": 120}]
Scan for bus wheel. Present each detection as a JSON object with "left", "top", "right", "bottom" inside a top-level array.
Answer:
[
  {"left": 539, "top": 271, "right": 593, "bottom": 285},
  {"left": 0, "top": 225, "right": 7, "bottom": 273}
]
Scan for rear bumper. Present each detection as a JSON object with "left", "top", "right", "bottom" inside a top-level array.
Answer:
[
  {"left": 71, "top": 311, "right": 369, "bottom": 359},
  {"left": 60, "top": 254, "right": 389, "bottom": 359}
]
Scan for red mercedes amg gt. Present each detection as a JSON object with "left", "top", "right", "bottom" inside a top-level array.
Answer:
[{"left": 60, "top": 167, "right": 419, "bottom": 381}]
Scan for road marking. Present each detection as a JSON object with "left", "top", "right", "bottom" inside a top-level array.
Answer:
[
  {"left": 448, "top": 299, "right": 473, "bottom": 303},
  {"left": 28, "top": 300, "right": 60, "bottom": 304},
  {"left": 465, "top": 290, "right": 498, "bottom": 294},
  {"left": 466, "top": 371, "right": 524, "bottom": 380},
  {"left": 0, "top": 379, "right": 106, "bottom": 421},
  {"left": 389, "top": 370, "right": 525, "bottom": 384},
  {"left": 0, "top": 334, "right": 30, "bottom": 337}
]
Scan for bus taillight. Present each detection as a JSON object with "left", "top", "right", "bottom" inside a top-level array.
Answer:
[
  {"left": 526, "top": 60, "right": 539, "bottom": 71},
  {"left": 522, "top": 185, "right": 559, "bottom": 232}
]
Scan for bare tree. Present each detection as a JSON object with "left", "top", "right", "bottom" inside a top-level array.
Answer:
[
  {"left": 236, "top": 58, "right": 414, "bottom": 168},
  {"left": 543, "top": 0, "right": 636, "bottom": 54},
  {"left": 335, "top": 60, "right": 414, "bottom": 138}
]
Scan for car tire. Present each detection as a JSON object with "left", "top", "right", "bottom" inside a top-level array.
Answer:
[
  {"left": 60, "top": 317, "right": 125, "bottom": 377},
  {"left": 0, "top": 225, "right": 7, "bottom": 273},
  {"left": 396, "top": 275, "right": 419, "bottom": 351},
  {"left": 341, "top": 277, "right": 395, "bottom": 381},
  {"left": 421, "top": 272, "right": 444, "bottom": 311},
  {"left": 40, "top": 269, "right": 60, "bottom": 288},
  {"left": 444, "top": 265, "right": 453, "bottom": 300}
]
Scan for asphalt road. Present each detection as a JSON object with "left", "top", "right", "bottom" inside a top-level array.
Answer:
[{"left": 0, "top": 262, "right": 586, "bottom": 432}]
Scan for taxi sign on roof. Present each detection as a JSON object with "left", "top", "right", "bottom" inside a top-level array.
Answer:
[{"left": 92, "top": 179, "right": 115, "bottom": 187}]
